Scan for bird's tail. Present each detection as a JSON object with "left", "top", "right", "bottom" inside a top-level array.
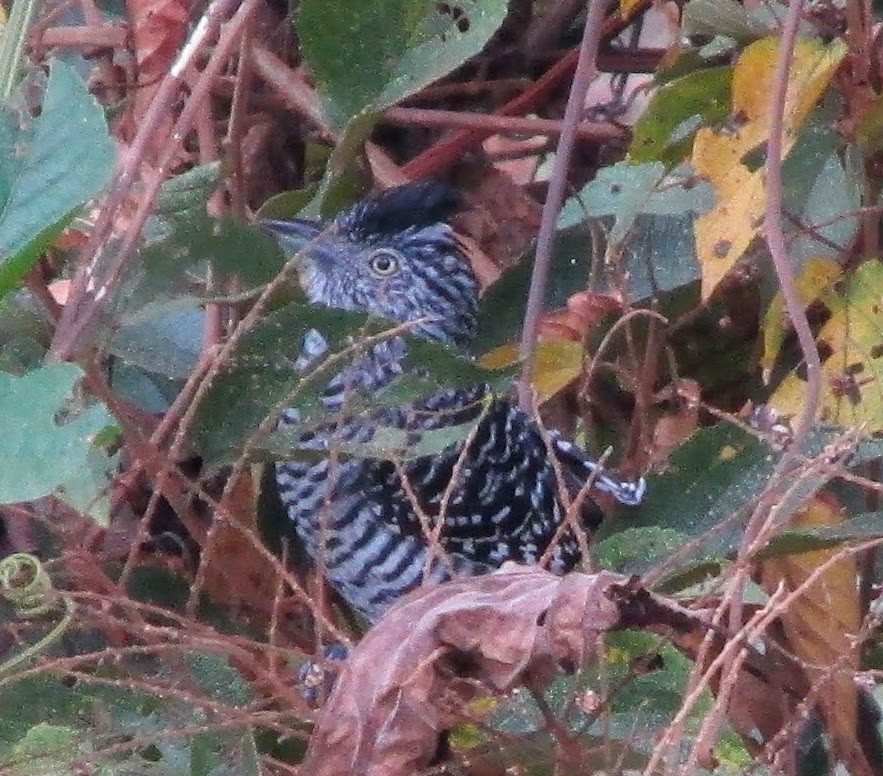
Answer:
[{"left": 552, "top": 435, "right": 646, "bottom": 507}]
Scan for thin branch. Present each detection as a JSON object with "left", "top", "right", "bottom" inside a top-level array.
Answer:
[
  {"left": 517, "top": 0, "right": 611, "bottom": 412},
  {"left": 382, "top": 106, "right": 625, "bottom": 141},
  {"left": 48, "top": 0, "right": 256, "bottom": 362},
  {"left": 763, "top": 0, "right": 821, "bottom": 456}
]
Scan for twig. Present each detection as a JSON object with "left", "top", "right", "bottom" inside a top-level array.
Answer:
[
  {"left": 250, "top": 44, "right": 332, "bottom": 137},
  {"left": 226, "top": 14, "right": 255, "bottom": 219},
  {"left": 518, "top": 0, "right": 612, "bottom": 412},
  {"left": 48, "top": 0, "right": 256, "bottom": 362},
  {"left": 383, "top": 107, "right": 625, "bottom": 141},
  {"left": 762, "top": 0, "right": 821, "bottom": 457}
]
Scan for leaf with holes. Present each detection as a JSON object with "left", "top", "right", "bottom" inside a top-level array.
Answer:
[
  {"left": 692, "top": 37, "right": 846, "bottom": 299},
  {"left": 762, "top": 257, "right": 842, "bottom": 381},
  {"left": 564, "top": 161, "right": 713, "bottom": 246},
  {"left": 297, "top": 0, "right": 507, "bottom": 216},
  {"left": 0, "top": 667, "right": 260, "bottom": 775},
  {"left": 770, "top": 261, "right": 883, "bottom": 431},
  {"left": 299, "top": 0, "right": 508, "bottom": 132}
]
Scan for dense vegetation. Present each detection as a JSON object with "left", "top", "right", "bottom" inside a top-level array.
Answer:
[{"left": 0, "top": 0, "right": 882, "bottom": 773}]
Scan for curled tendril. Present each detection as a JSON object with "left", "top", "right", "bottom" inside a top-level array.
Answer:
[
  {"left": 0, "top": 553, "right": 75, "bottom": 678},
  {"left": 0, "top": 552, "right": 54, "bottom": 617}
]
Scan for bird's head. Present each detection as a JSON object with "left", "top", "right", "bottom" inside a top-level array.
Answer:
[{"left": 263, "top": 182, "right": 479, "bottom": 349}]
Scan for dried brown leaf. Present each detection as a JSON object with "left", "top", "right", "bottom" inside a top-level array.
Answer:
[
  {"left": 301, "top": 569, "right": 703, "bottom": 775},
  {"left": 122, "top": 0, "right": 188, "bottom": 143}
]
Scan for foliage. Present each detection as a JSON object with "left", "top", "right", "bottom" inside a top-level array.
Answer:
[
  {"left": 0, "top": 0, "right": 882, "bottom": 774},
  {"left": 0, "top": 59, "right": 115, "bottom": 299},
  {"left": 0, "top": 364, "right": 118, "bottom": 523}
]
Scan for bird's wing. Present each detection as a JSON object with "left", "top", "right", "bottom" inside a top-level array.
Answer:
[{"left": 353, "top": 395, "right": 604, "bottom": 570}]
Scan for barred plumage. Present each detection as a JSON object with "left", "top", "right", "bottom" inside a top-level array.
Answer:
[{"left": 266, "top": 182, "right": 644, "bottom": 623}]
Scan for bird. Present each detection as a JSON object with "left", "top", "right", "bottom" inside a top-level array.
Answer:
[{"left": 264, "top": 181, "right": 645, "bottom": 624}]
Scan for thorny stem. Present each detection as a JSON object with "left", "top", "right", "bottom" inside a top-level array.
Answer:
[{"left": 517, "top": 0, "right": 610, "bottom": 412}]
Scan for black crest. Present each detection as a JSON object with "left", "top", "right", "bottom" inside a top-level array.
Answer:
[{"left": 341, "top": 180, "right": 462, "bottom": 238}]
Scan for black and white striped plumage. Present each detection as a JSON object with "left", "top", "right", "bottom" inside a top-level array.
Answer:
[{"left": 267, "top": 182, "right": 644, "bottom": 622}]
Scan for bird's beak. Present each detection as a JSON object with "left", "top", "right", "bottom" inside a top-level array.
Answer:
[
  {"left": 261, "top": 218, "right": 322, "bottom": 252},
  {"left": 261, "top": 217, "right": 342, "bottom": 279}
]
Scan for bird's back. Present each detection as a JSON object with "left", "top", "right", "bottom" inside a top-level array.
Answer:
[{"left": 275, "top": 375, "right": 605, "bottom": 621}]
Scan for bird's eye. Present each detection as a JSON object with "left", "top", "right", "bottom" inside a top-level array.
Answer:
[{"left": 368, "top": 249, "right": 400, "bottom": 277}]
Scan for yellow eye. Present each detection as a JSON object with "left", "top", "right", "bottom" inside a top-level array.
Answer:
[{"left": 368, "top": 249, "right": 400, "bottom": 276}]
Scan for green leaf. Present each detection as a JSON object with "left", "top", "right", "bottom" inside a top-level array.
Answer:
[
  {"left": 131, "top": 216, "right": 287, "bottom": 304},
  {"left": 0, "top": 363, "right": 117, "bottom": 506},
  {"left": 776, "top": 107, "right": 859, "bottom": 271},
  {"left": 191, "top": 302, "right": 513, "bottom": 468},
  {"left": 185, "top": 652, "right": 252, "bottom": 707},
  {"left": 473, "top": 224, "right": 598, "bottom": 353},
  {"left": 257, "top": 185, "right": 320, "bottom": 221},
  {"left": 0, "top": 675, "right": 142, "bottom": 758},
  {"left": 0, "top": 59, "right": 115, "bottom": 299},
  {"left": 0, "top": 670, "right": 260, "bottom": 776},
  {"left": 756, "top": 511, "right": 883, "bottom": 559},
  {"left": 597, "top": 425, "right": 840, "bottom": 586},
  {"left": 266, "top": 409, "right": 484, "bottom": 462},
  {"left": 599, "top": 424, "right": 770, "bottom": 542},
  {"left": 301, "top": 110, "right": 376, "bottom": 219},
  {"left": 4, "top": 723, "right": 79, "bottom": 776},
  {"left": 682, "top": 0, "right": 758, "bottom": 41},
  {"left": 474, "top": 210, "right": 702, "bottom": 355},
  {"left": 789, "top": 150, "right": 861, "bottom": 268},
  {"left": 298, "top": 0, "right": 508, "bottom": 132},
  {"left": 567, "top": 162, "right": 713, "bottom": 245},
  {"left": 593, "top": 526, "right": 686, "bottom": 575},
  {"left": 110, "top": 299, "right": 205, "bottom": 380},
  {"left": 296, "top": 0, "right": 506, "bottom": 215},
  {"left": 630, "top": 66, "right": 732, "bottom": 166},
  {"left": 154, "top": 162, "right": 222, "bottom": 220},
  {"left": 621, "top": 214, "right": 702, "bottom": 301},
  {"left": 0, "top": 296, "right": 52, "bottom": 375},
  {"left": 0, "top": 0, "right": 39, "bottom": 100}
]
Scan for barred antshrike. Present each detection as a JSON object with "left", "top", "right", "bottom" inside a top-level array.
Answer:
[{"left": 266, "top": 182, "right": 645, "bottom": 623}]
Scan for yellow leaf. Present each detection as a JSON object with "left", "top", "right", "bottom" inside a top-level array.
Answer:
[
  {"left": 478, "top": 341, "right": 519, "bottom": 371},
  {"left": 479, "top": 339, "right": 583, "bottom": 404},
  {"left": 771, "top": 261, "right": 883, "bottom": 430},
  {"left": 619, "top": 0, "right": 644, "bottom": 21},
  {"left": 759, "top": 495, "right": 860, "bottom": 765},
  {"left": 692, "top": 128, "right": 766, "bottom": 292},
  {"left": 733, "top": 37, "right": 846, "bottom": 132},
  {"left": 762, "top": 257, "right": 843, "bottom": 379},
  {"left": 693, "top": 37, "right": 847, "bottom": 300}
]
